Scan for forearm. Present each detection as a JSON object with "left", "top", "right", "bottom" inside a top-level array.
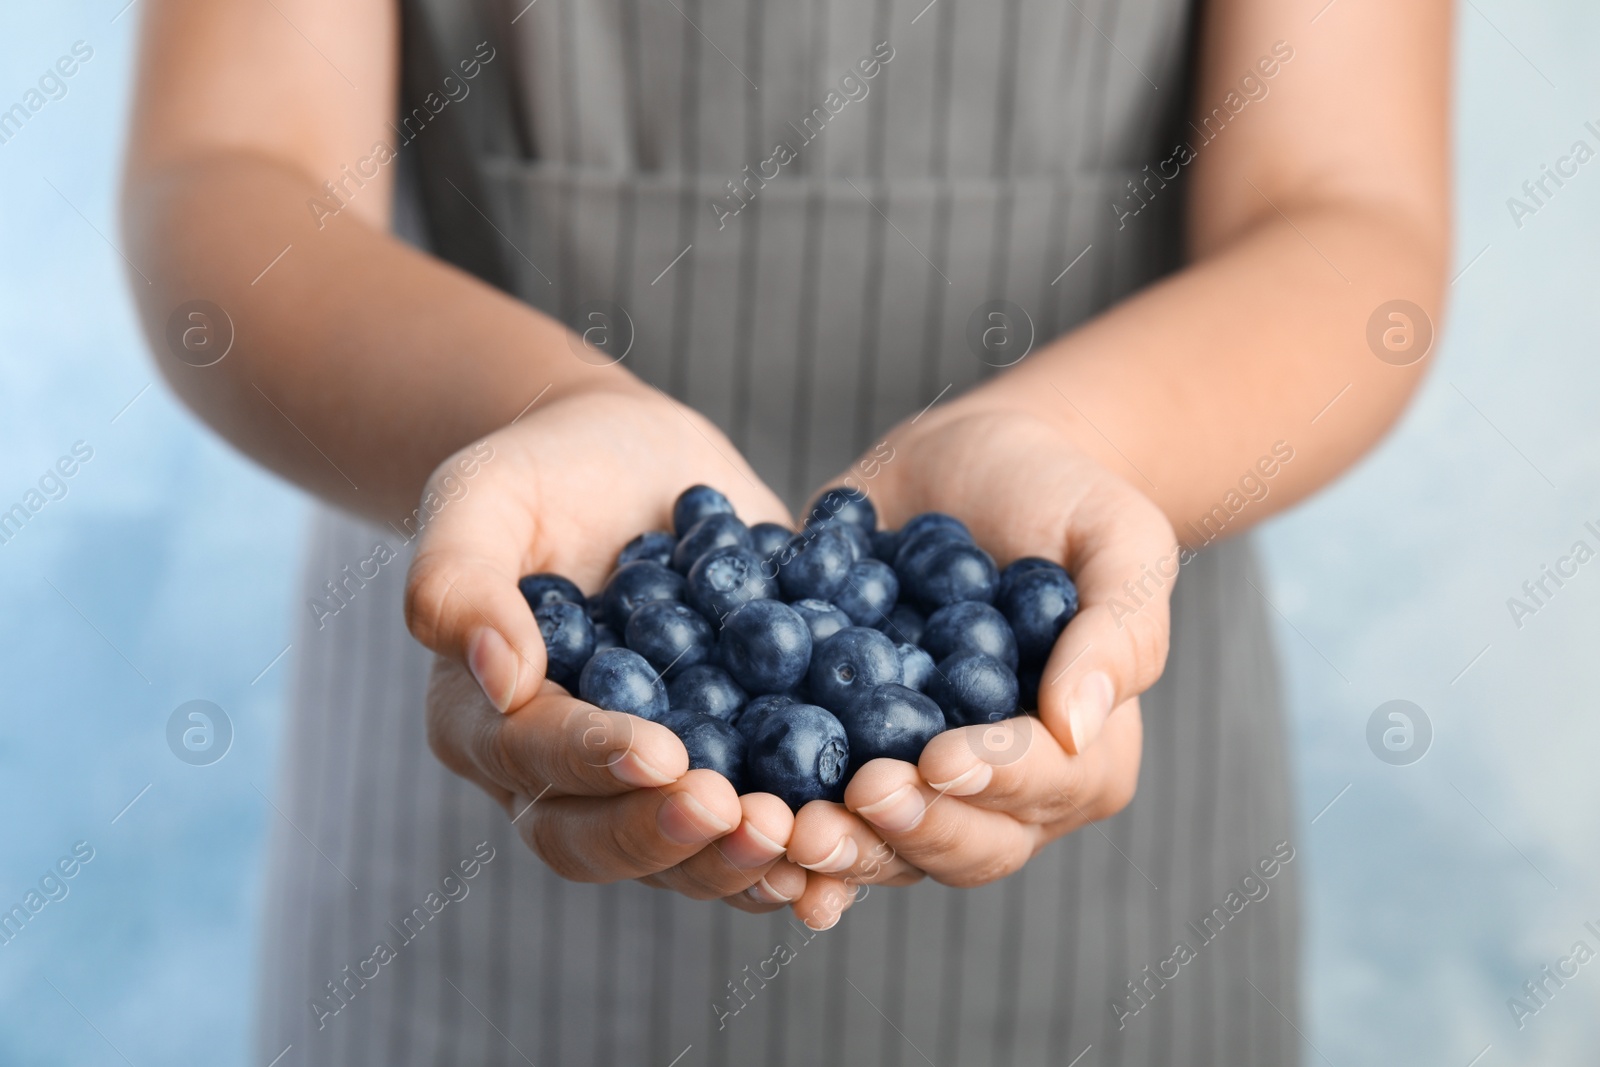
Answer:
[
  {"left": 965, "top": 200, "right": 1445, "bottom": 544},
  {"left": 122, "top": 151, "right": 632, "bottom": 524}
]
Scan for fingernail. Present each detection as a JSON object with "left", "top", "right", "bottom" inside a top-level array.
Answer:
[
  {"left": 797, "top": 836, "right": 858, "bottom": 874},
  {"left": 928, "top": 762, "right": 993, "bottom": 797},
  {"left": 745, "top": 876, "right": 795, "bottom": 905},
  {"left": 658, "top": 792, "right": 734, "bottom": 845},
  {"left": 610, "top": 749, "right": 676, "bottom": 789},
  {"left": 467, "top": 627, "right": 518, "bottom": 713},
  {"left": 855, "top": 785, "right": 926, "bottom": 832},
  {"left": 720, "top": 821, "right": 787, "bottom": 868},
  {"left": 803, "top": 909, "right": 842, "bottom": 932},
  {"left": 1068, "top": 670, "right": 1115, "bottom": 752}
]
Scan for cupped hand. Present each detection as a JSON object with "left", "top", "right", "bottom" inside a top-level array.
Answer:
[
  {"left": 404, "top": 382, "right": 819, "bottom": 917},
  {"left": 787, "top": 403, "right": 1178, "bottom": 894}
]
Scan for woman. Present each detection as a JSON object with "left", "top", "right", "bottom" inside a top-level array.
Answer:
[{"left": 122, "top": 0, "right": 1449, "bottom": 1062}]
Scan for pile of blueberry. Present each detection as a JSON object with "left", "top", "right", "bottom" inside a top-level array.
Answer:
[{"left": 519, "top": 485, "right": 1078, "bottom": 811}]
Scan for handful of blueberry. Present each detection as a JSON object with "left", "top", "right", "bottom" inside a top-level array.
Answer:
[{"left": 519, "top": 485, "right": 1078, "bottom": 811}]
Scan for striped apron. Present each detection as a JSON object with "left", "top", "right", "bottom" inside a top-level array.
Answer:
[{"left": 254, "top": 0, "right": 1302, "bottom": 1063}]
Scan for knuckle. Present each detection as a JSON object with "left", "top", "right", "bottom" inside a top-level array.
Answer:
[
  {"left": 1010, "top": 798, "right": 1057, "bottom": 825},
  {"left": 526, "top": 812, "right": 605, "bottom": 883},
  {"left": 475, "top": 714, "right": 522, "bottom": 791},
  {"left": 403, "top": 558, "right": 453, "bottom": 649},
  {"left": 1123, "top": 605, "right": 1171, "bottom": 692},
  {"left": 1086, "top": 769, "right": 1139, "bottom": 822},
  {"left": 423, "top": 699, "right": 463, "bottom": 774},
  {"left": 521, "top": 814, "right": 573, "bottom": 877},
  {"left": 938, "top": 845, "right": 1028, "bottom": 888},
  {"left": 1052, "top": 756, "right": 1088, "bottom": 816},
  {"left": 970, "top": 773, "right": 1043, "bottom": 822},
  {"left": 608, "top": 818, "right": 668, "bottom": 878},
  {"left": 423, "top": 664, "right": 492, "bottom": 782},
  {"left": 900, "top": 813, "right": 966, "bottom": 864}
]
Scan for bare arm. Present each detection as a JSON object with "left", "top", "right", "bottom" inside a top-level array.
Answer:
[
  {"left": 121, "top": 0, "right": 626, "bottom": 524},
  {"left": 788, "top": 0, "right": 1452, "bottom": 893},
  {"left": 123, "top": 0, "right": 827, "bottom": 920},
  {"left": 956, "top": 0, "right": 1451, "bottom": 540}
]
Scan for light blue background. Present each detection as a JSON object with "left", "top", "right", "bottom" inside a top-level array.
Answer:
[{"left": 1, "top": 2, "right": 1597, "bottom": 1064}]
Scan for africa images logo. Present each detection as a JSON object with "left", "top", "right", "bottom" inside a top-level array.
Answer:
[
  {"left": 166, "top": 700, "right": 233, "bottom": 766},
  {"left": 1366, "top": 700, "right": 1431, "bottom": 767}
]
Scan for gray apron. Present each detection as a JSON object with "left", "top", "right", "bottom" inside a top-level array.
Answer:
[{"left": 254, "top": 1, "right": 1301, "bottom": 1063}]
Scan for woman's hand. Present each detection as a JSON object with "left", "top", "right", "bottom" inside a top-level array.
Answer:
[
  {"left": 404, "top": 382, "right": 817, "bottom": 915},
  {"left": 786, "top": 404, "right": 1178, "bottom": 898}
]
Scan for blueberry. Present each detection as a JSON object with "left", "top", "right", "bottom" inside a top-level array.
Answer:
[
  {"left": 905, "top": 540, "right": 998, "bottom": 610},
  {"left": 1017, "top": 664, "right": 1042, "bottom": 712},
  {"left": 832, "top": 559, "right": 900, "bottom": 629},
  {"left": 778, "top": 526, "right": 854, "bottom": 602},
  {"left": 789, "top": 599, "right": 852, "bottom": 645},
  {"left": 600, "top": 560, "right": 685, "bottom": 632},
  {"left": 808, "top": 626, "right": 902, "bottom": 715},
  {"left": 892, "top": 526, "right": 971, "bottom": 585},
  {"left": 625, "top": 600, "right": 715, "bottom": 680},
  {"left": 746, "top": 703, "right": 850, "bottom": 810},
  {"left": 534, "top": 600, "right": 594, "bottom": 688},
  {"left": 667, "top": 712, "right": 748, "bottom": 792},
  {"left": 832, "top": 521, "right": 873, "bottom": 563},
  {"left": 929, "top": 651, "right": 1019, "bottom": 727},
  {"left": 921, "top": 601, "right": 1019, "bottom": 671},
  {"left": 870, "top": 528, "right": 900, "bottom": 563},
  {"left": 618, "top": 530, "right": 677, "bottom": 569},
  {"left": 749, "top": 521, "right": 794, "bottom": 562},
  {"left": 591, "top": 622, "right": 621, "bottom": 655},
  {"left": 998, "top": 563, "right": 1079, "bottom": 665},
  {"left": 811, "top": 485, "right": 878, "bottom": 532},
  {"left": 673, "top": 484, "right": 735, "bottom": 538},
  {"left": 897, "top": 643, "right": 936, "bottom": 693},
  {"left": 671, "top": 512, "right": 754, "bottom": 574},
  {"left": 883, "top": 603, "right": 926, "bottom": 646},
  {"left": 996, "top": 556, "right": 1060, "bottom": 602},
  {"left": 893, "top": 522, "right": 970, "bottom": 575},
  {"left": 585, "top": 596, "right": 607, "bottom": 625},
  {"left": 667, "top": 664, "right": 748, "bottom": 722},
  {"left": 730, "top": 692, "right": 796, "bottom": 740},
  {"left": 656, "top": 707, "right": 700, "bottom": 734},
  {"left": 718, "top": 599, "right": 813, "bottom": 695},
  {"left": 518, "top": 573, "right": 584, "bottom": 612},
  {"left": 578, "top": 647, "right": 670, "bottom": 721},
  {"left": 686, "top": 545, "right": 778, "bottom": 624},
  {"left": 899, "top": 512, "right": 972, "bottom": 546},
  {"left": 834, "top": 683, "right": 945, "bottom": 770}
]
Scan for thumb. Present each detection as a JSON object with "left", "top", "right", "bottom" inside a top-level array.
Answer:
[
  {"left": 404, "top": 459, "right": 547, "bottom": 714},
  {"left": 1037, "top": 507, "right": 1177, "bottom": 756}
]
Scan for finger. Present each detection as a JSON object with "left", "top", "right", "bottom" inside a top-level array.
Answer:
[
  {"left": 515, "top": 769, "right": 741, "bottom": 882},
  {"left": 714, "top": 858, "right": 809, "bottom": 913},
  {"left": 786, "top": 796, "right": 924, "bottom": 885},
  {"left": 842, "top": 759, "right": 1041, "bottom": 889},
  {"left": 645, "top": 792, "right": 796, "bottom": 900},
  {"left": 915, "top": 702, "right": 1144, "bottom": 825},
  {"left": 426, "top": 657, "right": 689, "bottom": 797},
  {"left": 1044, "top": 490, "right": 1176, "bottom": 754},
  {"left": 404, "top": 443, "right": 547, "bottom": 713},
  {"left": 790, "top": 871, "right": 863, "bottom": 931}
]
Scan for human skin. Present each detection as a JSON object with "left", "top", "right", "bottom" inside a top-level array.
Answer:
[{"left": 122, "top": 0, "right": 1449, "bottom": 927}]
